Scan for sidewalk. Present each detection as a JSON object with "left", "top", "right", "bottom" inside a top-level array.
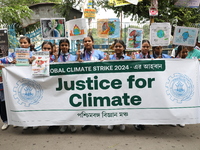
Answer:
[{"left": 0, "top": 122, "right": 200, "bottom": 150}]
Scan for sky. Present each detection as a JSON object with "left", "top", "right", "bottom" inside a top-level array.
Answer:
[{"left": 90, "top": 8, "right": 145, "bottom": 28}]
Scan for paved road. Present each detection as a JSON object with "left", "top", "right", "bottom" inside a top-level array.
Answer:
[{"left": 0, "top": 122, "right": 200, "bottom": 150}]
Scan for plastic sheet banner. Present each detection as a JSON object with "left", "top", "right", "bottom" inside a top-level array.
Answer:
[{"left": 3, "top": 59, "right": 200, "bottom": 126}]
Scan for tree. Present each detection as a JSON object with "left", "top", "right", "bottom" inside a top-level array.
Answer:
[
  {"left": 0, "top": 0, "right": 62, "bottom": 26},
  {"left": 92, "top": 0, "right": 200, "bottom": 27}
]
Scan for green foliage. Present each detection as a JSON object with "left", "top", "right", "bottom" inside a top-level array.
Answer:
[
  {"left": 0, "top": 0, "right": 62, "bottom": 26},
  {"left": 94, "top": 0, "right": 200, "bottom": 27}
]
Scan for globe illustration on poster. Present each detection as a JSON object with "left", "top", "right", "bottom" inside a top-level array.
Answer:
[{"left": 157, "top": 30, "right": 165, "bottom": 38}]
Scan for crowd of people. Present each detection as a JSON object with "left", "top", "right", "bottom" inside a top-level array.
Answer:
[{"left": 0, "top": 35, "right": 200, "bottom": 133}]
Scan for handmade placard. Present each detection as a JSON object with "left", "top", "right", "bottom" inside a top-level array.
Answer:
[
  {"left": 127, "top": 28, "right": 143, "bottom": 49},
  {"left": 41, "top": 18, "right": 66, "bottom": 40}
]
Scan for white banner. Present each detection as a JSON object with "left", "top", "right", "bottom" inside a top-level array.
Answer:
[{"left": 3, "top": 59, "right": 200, "bottom": 126}]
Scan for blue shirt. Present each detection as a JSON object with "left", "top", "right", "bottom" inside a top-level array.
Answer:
[
  {"left": 57, "top": 53, "right": 77, "bottom": 62},
  {"left": 135, "top": 52, "right": 153, "bottom": 59},
  {"left": 151, "top": 53, "right": 171, "bottom": 59},
  {"left": 80, "top": 49, "right": 105, "bottom": 61},
  {"left": 109, "top": 54, "right": 131, "bottom": 60}
]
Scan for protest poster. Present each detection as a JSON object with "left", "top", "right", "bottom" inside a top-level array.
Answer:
[
  {"left": 97, "top": 18, "right": 120, "bottom": 38},
  {"left": 84, "top": 8, "right": 96, "bottom": 18},
  {"left": 40, "top": 18, "right": 66, "bottom": 40},
  {"left": 173, "top": 26, "right": 198, "bottom": 46},
  {"left": 32, "top": 51, "right": 49, "bottom": 76},
  {"left": 66, "top": 18, "right": 87, "bottom": 40},
  {"left": 0, "top": 29, "right": 9, "bottom": 57},
  {"left": 15, "top": 48, "right": 30, "bottom": 66},
  {"left": 150, "top": 23, "right": 171, "bottom": 46},
  {"left": 127, "top": 28, "right": 143, "bottom": 49}
]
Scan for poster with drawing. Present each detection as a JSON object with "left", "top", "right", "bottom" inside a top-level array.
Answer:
[
  {"left": 127, "top": 28, "right": 143, "bottom": 50},
  {"left": 32, "top": 51, "right": 49, "bottom": 76},
  {"left": 41, "top": 18, "right": 65, "bottom": 40},
  {"left": 173, "top": 26, "right": 198, "bottom": 46},
  {"left": 15, "top": 48, "right": 30, "bottom": 66},
  {"left": 150, "top": 23, "right": 171, "bottom": 46},
  {"left": 97, "top": 18, "right": 120, "bottom": 38},
  {"left": 0, "top": 29, "right": 9, "bottom": 57},
  {"left": 66, "top": 18, "right": 87, "bottom": 40}
]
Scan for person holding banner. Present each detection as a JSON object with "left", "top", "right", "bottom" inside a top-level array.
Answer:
[
  {"left": 106, "top": 39, "right": 132, "bottom": 60},
  {"left": 151, "top": 46, "right": 171, "bottom": 58},
  {"left": 134, "top": 40, "right": 153, "bottom": 59},
  {"left": 55, "top": 39, "right": 77, "bottom": 133},
  {"left": 77, "top": 35, "right": 105, "bottom": 130},
  {"left": 56, "top": 39, "right": 77, "bottom": 62},
  {"left": 133, "top": 39, "right": 153, "bottom": 130},
  {"left": 104, "top": 39, "right": 131, "bottom": 131},
  {"left": 77, "top": 35, "right": 106, "bottom": 62},
  {"left": 8, "top": 36, "right": 35, "bottom": 64}
]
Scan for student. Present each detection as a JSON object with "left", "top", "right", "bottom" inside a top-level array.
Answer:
[
  {"left": 77, "top": 35, "right": 106, "bottom": 62},
  {"left": 53, "top": 44, "right": 59, "bottom": 56},
  {"left": 107, "top": 39, "right": 132, "bottom": 60},
  {"left": 41, "top": 41, "right": 58, "bottom": 62},
  {"left": 105, "top": 39, "right": 131, "bottom": 131},
  {"left": 152, "top": 46, "right": 171, "bottom": 58},
  {"left": 57, "top": 39, "right": 77, "bottom": 133},
  {"left": 134, "top": 40, "right": 152, "bottom": 59},
  {"left": 174, "top": 46, "right": 188, "bottom": 59},
  {"left": 12, "top": 36, "right": 38, "bottom": 129},
  {"left": 56, "top": 39, "right": 77, "bottom": 62},
  {"left": 186, "top": 46, "right": 200, "bottom": 59},
  {"left": 77, "top": 35, "right": 105, "bottom": 130},
  {"left": 9, "top": 36, "right": 34, "bottom": 64},
  {"left": 133, "top": 40, "right": 153, "bottom": 130}
]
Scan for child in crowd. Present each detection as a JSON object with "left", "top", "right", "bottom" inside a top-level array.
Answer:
[
  {"left": 77, "top": 35, "right": 106, "bottom": 130},
  {"left": 53, "top": 44, "right": 59, "bottom": 56},
  {"left": 9, "top": 36, "right": 35, "bottom": 64},
  {"left": 104, "top": 39, "right": 131, "bottom": 131},
  {"left": 133, "top": 40, "right": 153, "bottom": 130},
  {"left": 152, "top": 46, "right": 171, "bottom": 58},
  {"left": 56, "top": 39, "right": 77, "bottom": 62},
  {"left": 57, "top": 39, "right": 77, "bottom": 133},
  {"left": 175, "top": 46, "right": 188, "bottom": 59},
  {"left": 13, "top": 36, "right": 38, "bottom": 129},
  {"left": 77, "top": 35, "right": 106, "bottom": 62},
  {"left": 41, "top": 41, "right": 58, "bottom": 62},
  {"left": 186, "top": 46, "right": 200, "bottom": 59},
  {"left": 107, "top": 39, "right": 132, "bottom": 60},
  {"left": 134, "top": 40, "right": 153, "bottom": 59}
]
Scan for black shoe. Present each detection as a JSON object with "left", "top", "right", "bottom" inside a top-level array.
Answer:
[
  {"left": 95, "top": 125, "right": 101, "bottom": 130},
  {"left": 134, "top": 125, "right": 145, "bottom": 130},
  {"left": 81, "top": 125, "right": 90, "bottom": 131},
  {"left": 47, "top": 126, "right": 59, "bottom": 131}
]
